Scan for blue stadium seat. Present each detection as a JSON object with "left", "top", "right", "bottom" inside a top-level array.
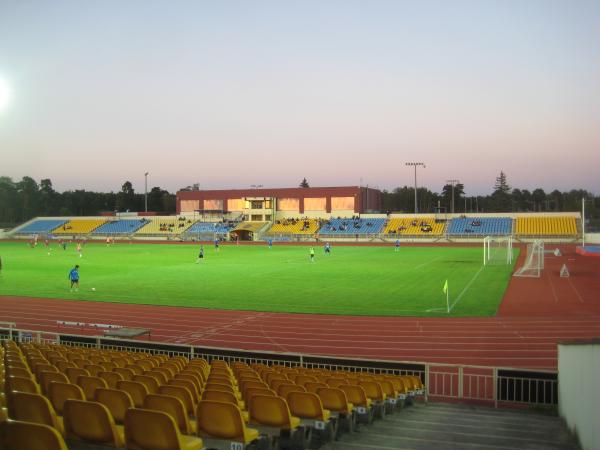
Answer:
[
  {"left": 185, "top": 221, "right": 233, "bottom": 234},
  {"left": 446, "top": 217, "right": 512, "bottom": 236},
  {"left": 16, "top": 219, "right": 68, "bottom": 234},
  {"left": 92, "top": 219, "right": 150, "bottom": 234},
  {"left": 319, "top": 218, "right": 385, "bottom": 234}
]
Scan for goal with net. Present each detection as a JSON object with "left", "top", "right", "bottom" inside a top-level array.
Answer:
[
  {"left": 483, "top": 236, "right": 513, "bottom": 266},
  {"left": 513, "top": 240, "right": 544, "bottom": 277}
]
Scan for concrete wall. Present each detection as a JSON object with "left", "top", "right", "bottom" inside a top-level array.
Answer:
[{"left": 558, "top": 341, "right": 600, "bottom": 450}]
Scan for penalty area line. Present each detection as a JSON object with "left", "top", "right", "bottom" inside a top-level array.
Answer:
[{"left": 449, "top": 265, "right": 485, "bottom": 312}]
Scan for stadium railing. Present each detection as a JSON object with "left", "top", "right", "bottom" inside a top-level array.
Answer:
[{"left": 1, "top": 325, "right": 558, "bottom": 409}]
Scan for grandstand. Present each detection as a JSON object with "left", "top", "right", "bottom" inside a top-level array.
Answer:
[
  {"left": 516, "top": 216, "right": 577, "bottom": 237},
  {"left": 383, "top": 217, "right": 445, "bottom": 236},
  {"left": 184, "top": 221, "right": 234, "bottom": 237},
  {"left": 319, "top": 218, "right": 385, "bottom": 235},
  {"left": 52, "top": 219, "right": 107, "bottom": 235},
  {"left": 15, "top": 219, "right": 68, "bottom": 235},
  {"left": 92, "top": 219, "right": 150, "bottom": 235},
  {"left": 0, "top": 339, "right": 426, "bottom": 450},
  {"left": 267, "top": 218, "right": 321, "bottom": 235},
  {"left": 447, "top": 217, "right": 512, "bottom": 236},
  {"left": 135, "top": 217, "right": 196, "bottom": 235}
]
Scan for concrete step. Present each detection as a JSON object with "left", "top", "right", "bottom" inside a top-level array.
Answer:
[{"left": 320, "top": 402, "right": 579, "bottom": 450}]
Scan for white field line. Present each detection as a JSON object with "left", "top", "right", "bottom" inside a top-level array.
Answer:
[{"left": 449, "top": 266, "right": 484, "bottom": 312}]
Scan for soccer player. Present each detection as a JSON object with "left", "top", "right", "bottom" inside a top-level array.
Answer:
[
  {"left": 268, "top": 238, "right": 273, "bottom": 249},
  {"left": 395, "top": 239, "right": 400, "bottom": 252},
  {"left": 214, "top": 238, "right": 219, "bottom": 251},
  {"left": 69, "top": 265, "right": 80, "bottom": 291},
  {"left": 196, "top": 245, "right": 204, "bottom": 263},
  {"left": 76, "top": 242, "right": 82, "bottom": 258},
  {"left": 324, "top": 242, "right": 331, "bottom": 255},
  {"left": 309, "top": 247, "right": 315, "bottom": 262}
]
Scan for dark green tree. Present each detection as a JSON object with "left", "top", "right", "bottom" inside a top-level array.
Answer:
[{"left": 299, "top": 178, "right": 310, "bottom": 188}]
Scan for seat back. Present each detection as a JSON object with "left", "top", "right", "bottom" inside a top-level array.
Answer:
[
  {"left": 203, "top": 389, "right": 239, "bottom": 405},
  {"left": 144, "top": 394, "right": 191, "bottom": 434},
  {"left": 116, "top": 380, "right": 149, "bottom": 408},
  {"left": 287, "top": 391, "right": 324, "bottom": 419},
  {"left": 76, "top": 375, "right": 108, "bottom": 401},
  {"left": 39, "top": 371, "right": 69, "bottom": 394},
  {"left": 47, "top": 382, "right": 85, "bottom": 415},
  {"left": 133, "top": 374, "right": 160, "bottom": 394},
  {"left": 277, "top": 384, "right": 305, "bottom": 398},
  {"left": 196, "top": 400, "right": 246, "bottom": 440},
  {"left": 125, "top": 408, "right": 183, "bottom": 450},
  {"left": 7, "top": 375, "right": 40, "bottom": 394},
  {"left": 316, "top": 387, "right": 351, "bottom": 413},
  {"left": 304, "top": 382, "right": 328, "bottom": 393},
  {"left": 65, "top": 367, "right": 90, "bottom": 384},
  {"left": 6, "top": 367, "right": 31, "bottom": 378},
  {"left": 98, "top": 371, "right": 124, "bottom": 389},
  {"left": 112, "top": 367, "right": 134, "bottom": 381},
  {"left": 158, "top": 384, "right": 195, "bottom": 415},
  {"left": 63, "top": 399, "right": 123, "bottom": 447},
  {"left": 94, "top": 388, "right": 134, "bottom": 424},
  {"left": 340, "top": 385, "right": 368, "bottom": 406},
  {"left": 0, "top": 420, "right": 68, "bottom": 450},
  {"left": 9, "top": 391, "right": 62, "bottom": 432},
  {"left": 170, "top": 379, "right": 199, "bottom": 402},
  {"left": 249, "top": 395, "right": 293, "bottom": 428},
  {"left": 359, "top": 381, "right": 385, "bottom": 401},
  {"left": 83, "top": 364, "right": 103, "bottom": 377}
]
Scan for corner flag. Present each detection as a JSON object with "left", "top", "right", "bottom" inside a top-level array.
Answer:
[{"left": 443, "top": 280, "right": 449, "bottom": 313}]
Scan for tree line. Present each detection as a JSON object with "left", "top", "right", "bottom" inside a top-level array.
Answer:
[
  {"left": 381, "top": 172, "right": 598, "bottom": 226},
  {"left": 0, "top": 176, "right": 176, "bottom": 226},
  {"left": 0, "top": 172, "right": 597, "bottom": 228}
]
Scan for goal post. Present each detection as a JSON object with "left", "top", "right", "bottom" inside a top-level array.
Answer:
[
  {"left": 483, "top": 236, "right": 513, "bottom": 266},
  {"left": 513, "top": 240, "right": 544, "bottom": 278}
]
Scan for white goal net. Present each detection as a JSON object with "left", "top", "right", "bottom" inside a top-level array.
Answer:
[
  {"left": 483, "top": 236, "right": 513, "bottom": 266},
  {"left": 513, "top": 240, "right": 544, "bottom": 277}
]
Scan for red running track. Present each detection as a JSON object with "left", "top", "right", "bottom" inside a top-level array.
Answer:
[{"left": 1, "top": 245, "right": 598, "bottom": 371}]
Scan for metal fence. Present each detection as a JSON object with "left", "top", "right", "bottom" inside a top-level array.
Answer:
[{"left": 0, "top": 325, "right": 557, "bottom": 408}]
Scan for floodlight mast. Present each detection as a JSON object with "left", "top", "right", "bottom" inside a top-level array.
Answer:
[
  {"left": 446, "top": 179, "right": 460, "bottom": 214},
  {"left": 144, "top": 172, "right": 149, "bottom": 212},
  {"left": 405, "top": 162, "right": 425, "bottom": 214}
]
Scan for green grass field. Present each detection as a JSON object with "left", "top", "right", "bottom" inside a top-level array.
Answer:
[{"left": 0, "top": 241, "right": 518, "bottom": 317}]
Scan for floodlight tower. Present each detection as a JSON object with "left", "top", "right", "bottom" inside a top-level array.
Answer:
[
  {"left": 144, "top": 172, "right": 149, "bottom": 212},
  {"left": 446, "top": 179, "right": 460, "bottom": 214},
  {"left": 405, "top": 162, "right": 425, "bottom": 214}
]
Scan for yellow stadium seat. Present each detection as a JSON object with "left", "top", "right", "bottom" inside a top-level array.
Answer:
[
  {"left": 144, "top": 393, "right": 196, "bottom": 435},
  {"left": 133, "top": 374, "right": 160, "bottom": 394},
  {"left": 0, "top": 419, "right": 68, "bottom": 450},
  {"left": 125, "top": 408, "right": 204, "bottom": 450},
  {"left": 249, "top": 395, "right": 300, "bottom": 430},
  {"left": 63, "top": 399, "right": 124, "bottom": 447},
  {"left": 98, "top": 371, "right": 124, "bottom": 389},
  {"left": 384, "top": 217, "right": 445, "bottom": 236},
  {"left": 53, "top": 219, "right": 107, "bottom": 234},
  {"left": 196, "top": 400, "right": 260, "bottom": 444},
  {"left": 39, "top": 371, "right": 69, "bottom": 395},
  {"left": 47, "top": 382, "right": 85, "bottom": 416},
  {"left": 76, "top": 375, "right": 108, "bottom": 401},
  {"left": 94, "top": 388, "right": 134, "bottom": 424},
  {"left": 158, "top": 384, "right": 196, "bottom": 416},
  {"left": 286, "top": 391, "right": 331, "bottom": 421},
  {"left": 8, "top": 391, "right": 64, "bottom": 436},
  {"left": 116, "top": 380, "right": 149, "bottom": 408},
  {"left": 6, "top": 375, "right": 40, "bottom": 394}
]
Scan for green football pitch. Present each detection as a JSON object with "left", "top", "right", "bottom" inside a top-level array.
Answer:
[{"left": 0, "top": 241, "right": 518, "bottom": 317}]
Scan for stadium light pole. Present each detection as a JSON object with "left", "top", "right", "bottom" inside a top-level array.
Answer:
[
  {"left": 446, "top": 179, "right": 459, "bottom": 214},
  {"left": 405, "top": 162, "right": 425, "bottom": 214},
  {"left": 144, "top": 172, "right": 149, "bottom": 212}
]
